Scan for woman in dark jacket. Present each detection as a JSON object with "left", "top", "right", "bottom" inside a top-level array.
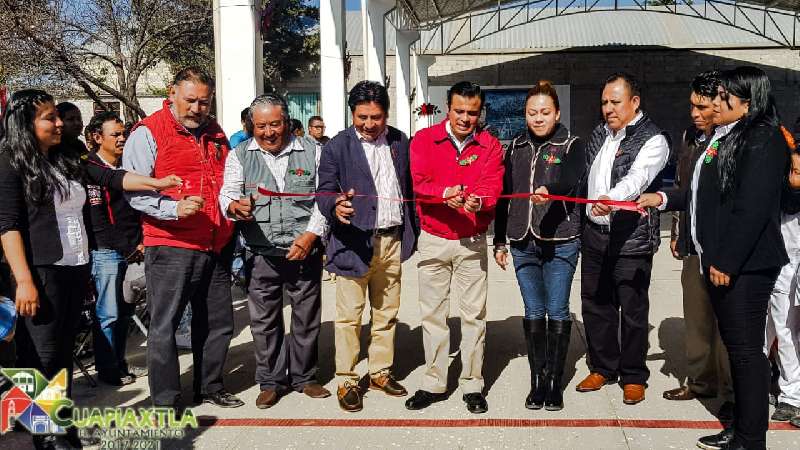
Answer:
[
  {"left": 494, "top": 81, "right": 586, "bottom": 411},
  {"left": 0, "top": 90, "right": 178, "bottom": 449},
  {"left": 639, "top": 67, "right": 791, "bottom": 450}
]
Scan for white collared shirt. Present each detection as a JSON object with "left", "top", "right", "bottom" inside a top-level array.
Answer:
[
  {"left": 586, "top": 112, "right": 670, "bottom": 226},
  {"left": 218, "top": 137, "right": 328, "bottom": 237},
  {"left": 445, "top": 121, "right": 475, "bottom": 155},
  {"left": 354, "top": 128, "right": 403, "bottom": 229},
  {"left": 687, "top": 120, "right": 739, "bottom": 270}
]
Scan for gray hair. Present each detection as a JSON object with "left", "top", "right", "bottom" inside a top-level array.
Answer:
[{"left": 246, "top": 93, "right": 290, "bottom": 133}]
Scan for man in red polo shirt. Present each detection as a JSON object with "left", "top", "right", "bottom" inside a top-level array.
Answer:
[
  {"left": 405, "top": 81, "right": 504, "bottom": 414},
  {"left": 123, "top": 67, "right": 242, "bottom": 409}
]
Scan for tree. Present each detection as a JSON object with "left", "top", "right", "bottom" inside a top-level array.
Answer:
[
  {"left": 0, "top": 0, "right": 213, "bottom": 120},
  {"left": 260, "top": 0, "right": 319, "bottom": 91}
]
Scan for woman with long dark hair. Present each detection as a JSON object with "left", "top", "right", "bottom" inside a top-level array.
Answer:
[
  {"left": 639, "top": 66, "right": 791, "bottom": 449},
  {"left": 493, "top": 81, "right": 586, "bottom": 411},
  {"left": 0, "top": 90, "right": 178, "bottom": 449}
]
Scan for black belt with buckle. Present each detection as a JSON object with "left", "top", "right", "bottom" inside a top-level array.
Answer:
[
  {"left": 374, "top": 225, "right": 400, "bottom": 236},
  {"left": 588, "top": 221, "right": 611, "bottom": 234}
]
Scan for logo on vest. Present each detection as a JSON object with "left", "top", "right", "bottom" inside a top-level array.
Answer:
[{"left": 289, "top": 168, "right": 311, "bottom": 177}]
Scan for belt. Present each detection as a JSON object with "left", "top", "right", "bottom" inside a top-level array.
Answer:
[
  {"left": 588, "top": 221, "right": 611, "bottom": 234},
  {"left": 374, "top": 225, "right": 400, "bottom": 237}
]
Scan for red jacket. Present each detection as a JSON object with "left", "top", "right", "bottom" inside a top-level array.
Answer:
[
  {"left": 135, "top": 101, "right": 233, "bottom": 254},
  {"left": 411, "top": 120, "right": 504, "bottom": 240}
]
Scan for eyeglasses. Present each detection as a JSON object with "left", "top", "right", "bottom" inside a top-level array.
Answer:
[{"left": 310, "top": 125, "right": 325, "bottom": 130}]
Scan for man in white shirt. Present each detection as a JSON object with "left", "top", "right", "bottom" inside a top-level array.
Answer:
[
  {"left": 575, "top": 73, "right": 670, "bottom": 405},
  {"left": 219, "top": 94, "right": 331, "bottom": 409}
]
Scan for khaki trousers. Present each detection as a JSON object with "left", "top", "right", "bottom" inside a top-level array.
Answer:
[
  {"left": 334, "top": 234, "right": 402, "bottom": 385},
  {"left": 683, "top": 255, "right": 733, "bottom": 401},
  {"left": 417, "top": 231, "right": 488, "bottom": 394}
]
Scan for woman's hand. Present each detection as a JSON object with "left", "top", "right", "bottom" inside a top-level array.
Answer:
[
  {"left": 637, "top": 193, "right": 663, "bottom": 209},
  {"left": 530, "top": 186, "right": 549, "bottom": 205},
  {"left": 154, "top": 175, "right": 183, "bottom": 191},
  {"left": 494, "top": 246, "right": 508, "bottom": 270},
  {"left": 15, "top": 279, "right": 39, "bottom": 317},
  {"left": 709, "top": 266, "right": 731, "bottom": 287}
]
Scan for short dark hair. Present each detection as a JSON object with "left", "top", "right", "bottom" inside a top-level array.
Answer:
[
  {"left": 447, "top": 81, "right": 485, "bottom": 108},
  {"left": 690, "top": 70, "right": 721, "bottom": 99},
  {"left": 308, "top": 115, "right": 323, "bottom": 127},
  {"left": 604, "top": 72, "right": 641, "bottom": 98},
  {"left": 347, "top": 81, "right": 390, "bottom": 114},
  {"left": 240, "top": 107, "right": 249, "bottom": 122},
  {"left": 289, "top": 118, "right": 303, "bottom": 133},
  {"left": 56, "top": 102, "right": 80, "bottom": 118},
  {"left": 172, "top": 66, "right": 215, "bottom": 91},
  {"left": 85, "top": 111, "right": 123, "bottom": 151},
  {"left": 526, "top": 80, "right": 560, "bottom": 111}
]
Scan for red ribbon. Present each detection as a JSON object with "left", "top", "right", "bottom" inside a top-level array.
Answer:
[{"left": 256, "top": 186, "right": 645, "bottom": 214}]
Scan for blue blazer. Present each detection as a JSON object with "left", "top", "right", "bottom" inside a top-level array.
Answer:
[{"left": 317, "top": 126, "right": 419, "bottom": 277}]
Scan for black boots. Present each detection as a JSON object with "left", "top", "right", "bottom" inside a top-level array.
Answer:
[
  {"left": 544, "top": 319, "right": 572, "bottom": 411},
  {"left": 523, "top": 318, "right": 547, "bottom": 409},
  {"left": 523, "top": 318, "right": 572, "bottom": 411}
]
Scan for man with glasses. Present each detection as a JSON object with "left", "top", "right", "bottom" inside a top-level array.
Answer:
[{"left": 307, "top": 116, "right": 328, "bottom": 147}]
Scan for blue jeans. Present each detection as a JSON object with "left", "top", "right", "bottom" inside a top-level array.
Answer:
[
  {"left": 511, "top": 238, "right": 580, "bottom": 321},
  {"left": 91, "top": 249, "right": 134, "bottom": 376}
]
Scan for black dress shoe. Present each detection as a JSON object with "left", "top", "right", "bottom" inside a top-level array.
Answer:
[
  {"left": 463, "top": 392, "right": 488, "bottom": 414},
  {"left": 405, "top": 390, "right": 447, "bottom": 410},
  {"left": 195, "top": 389, "right": 244, "bottom": 408},
  {"left": 696, "top": 428, "right": 734, "bottom": 450}
]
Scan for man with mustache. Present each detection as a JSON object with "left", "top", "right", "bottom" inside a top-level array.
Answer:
[
  {"left": 123, "top": 67, "right": 243, "bottom": 409},
  {"left": 317, "top": 80, "right": 419, "bottom": 412},
  {"left": 85, "top": 111, "right": 148, "bottom": 386},
  {"left": 218, "top": 93, "right": 331, "bottom": 408},
  {"left": 576, "top": 72, "right": 670, "bottom": 405},
  {"left": 405, "top": 81, "right": 504, "bottom": 414}
]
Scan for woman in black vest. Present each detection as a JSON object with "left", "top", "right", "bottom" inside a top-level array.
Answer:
[
  {"left": 639, "top": 67, "right": 790, "bottom": 450},
  {"left": 0, "top": 90, "right": 179, "bottom": 449},
  {"left": 494, "top": 81, "right": 586, "bottom": 411}
]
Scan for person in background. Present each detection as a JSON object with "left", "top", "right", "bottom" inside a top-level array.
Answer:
[
  {"left": 229, "top": 107, "right": 251, "bottom": 149},
  {"left": 84, "top": 111, "right": 148, "bottom": 386},
  {"left": 307, "top": 116, "right": 329, "bottom": 147},
  {"left": 57, "top": 101, "right": 89, "bottom": 158},
  {"left": 122, "top": 67, "right": 244, "bottom": 410},
  {"left": 660, "top": 72, "right": 735, "bottom": 421},
  {"left": 290, "top": 118, "right": 304, "bottom": 138},
  {"left": 405, "top": 81, "right": 504, "bottom": 414},
  {"left": 493, "top": 80, "right": 586, "bottom": 411}
]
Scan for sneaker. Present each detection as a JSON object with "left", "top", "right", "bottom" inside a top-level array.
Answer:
[
  {"left": 696, "top": 428, "right": 734, "bottom": 450},
  {"left": 124, "top": 365, "right": 148, "bottom": 378},
  {"left": 194, "top": 389, "right": 244, "bottom": 408},
  {"left": 771, "top": 402, "right": 800, "bottom": 421}
]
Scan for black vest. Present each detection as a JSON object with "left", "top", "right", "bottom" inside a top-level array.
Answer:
[{"left": 585, "top": 113, "right": 670, "bottom": 256}]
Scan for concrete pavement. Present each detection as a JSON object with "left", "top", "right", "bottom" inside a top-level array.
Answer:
[{"left": 3, "top": 235, "right": 799, "bottom": 449}]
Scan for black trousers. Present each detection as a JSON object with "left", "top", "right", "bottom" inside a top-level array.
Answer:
[
  {"left": 16, "top": 264, "right": 91, "bottom": 397},
  {"left": 707, "top": 269, "right": 778, "bottom": 450},
  {"left": 248, "top": 251, "right": 322, "bottom": 392},
  {"left": 580, "top": 225, "right": 652, "bottom": 385},
  {"left": 144, "top": 245, "right": 234, "bottom": 406}
]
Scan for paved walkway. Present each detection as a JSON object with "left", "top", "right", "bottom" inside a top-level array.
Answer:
[{"left": 3, "top": 236, "right": 799, "bottom": 449}]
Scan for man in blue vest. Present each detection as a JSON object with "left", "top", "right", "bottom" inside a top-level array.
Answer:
[{"left": 218, "top": 94, "right": 331, "bottom": 409}]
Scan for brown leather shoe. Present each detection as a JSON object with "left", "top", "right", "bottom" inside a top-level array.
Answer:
[
  {"left": 255, "top": 389, "right": 279, "bottom": 409},
  {"left": 302, "top": 383, "right": 331, "bottom": 399},
  {"left": 337, "top": 384, "right": 363, "bottom": 412},
  {"left": 369, "top": 373, "right": 408, "bottom": 397},
  {"left": 576, "top": 373, "right": 611, "bottom": 392},
  {"left": 623, "top": 384, "right": 646, "bottom": 405},
  {"left": 662, "top": 386, "right": 697, "bottom": 401}
]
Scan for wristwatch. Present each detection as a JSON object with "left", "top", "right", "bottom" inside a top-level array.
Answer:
[{"left": 493, "top": 245, "right": 508, "bottom": 254}]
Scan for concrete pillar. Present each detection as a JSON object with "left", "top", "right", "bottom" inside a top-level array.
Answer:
[
  {"left": 361, "top": 0, "right": 394, "bottom": 84},
  {"left": 394, "top": 30, "right": 419, "bottom": 137},
  {"left": 412, "top": 53, "right": 436, "bottom": 133},
  {"left": 320, "top": 0, "right": 347, "bottom": 135},
  {"left": 214, "top": 0, "right": 263, "bottom": 138}
]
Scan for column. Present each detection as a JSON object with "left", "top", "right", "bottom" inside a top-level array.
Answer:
[
  {"left": 394, "top": 30, "right": 419, "bottom": 136},
  {"left": 361, "top": 0, "right": 394, "bottom": 84},
  {"left": 320, "top": 0, "right": 347, "bottom": 135},
  {"left": 214, "top": 0, "right": 263, "bottom": 138},
  {"left": 412, "top": 53, "right": 436, "bottom": 133}
]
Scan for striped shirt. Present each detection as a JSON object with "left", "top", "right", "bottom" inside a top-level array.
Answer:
[{"left": 355, "top": 129, "right": 403, "bottom": 229}]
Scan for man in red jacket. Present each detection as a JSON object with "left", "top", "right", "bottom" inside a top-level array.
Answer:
[
  {"left": 405, "top": 81, "right": 504, "bottom": 414},
  {"left": 123, "top": 67, "right": 242, "bottom": 409}
]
